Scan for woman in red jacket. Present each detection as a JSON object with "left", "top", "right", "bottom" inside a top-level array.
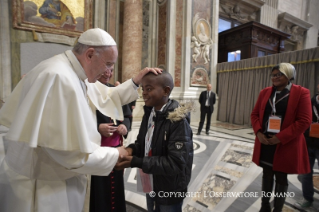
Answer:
[{"left": 251, "top": 63, "right": 312, "bottom": 212}]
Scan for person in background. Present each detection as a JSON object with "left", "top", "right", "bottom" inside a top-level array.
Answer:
[
  {"left": 90, "top": 71, "right": 131, "bottom": 212},
  {"left": 294, "top": 83, "right": 319, "bottom": 211},
  {"left": 251, "top": 63, "right": 312, "bottom": 212},
  {"left": 197, "top": 84, "right": 216, "bottom": 135},
  {"left": 117, "top": 71, "right": 194, "bottom": 212}
]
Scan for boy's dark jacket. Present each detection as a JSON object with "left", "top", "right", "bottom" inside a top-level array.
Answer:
[
  {"left": 304, "top": 94, "right": 319, "bottom": 149},
  {"left": 128, "top": 99, "right": 194, "bottom": 205}
]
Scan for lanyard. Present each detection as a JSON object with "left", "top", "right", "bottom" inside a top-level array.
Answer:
[
  {"left": 145, "top": 109, "right": 155, "bottom": 156},
  {"left": 313, "top": 106, "right": 319, "bottom": 122},
  {"left": 270, "top": 92, "right": 289, "bottom": 115}
]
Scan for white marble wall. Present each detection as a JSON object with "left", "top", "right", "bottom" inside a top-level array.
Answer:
[
  {"left": 263, "top": 0, "right": 278, "bottom": 8},
  {"left": 304, "top": 0, "right": 319, "bottom": 49},
  {"left": 278, "top": 0, "right": 303, "bottom": 18},
  {"left": 260, "top": 4, "right": 279, "bottom": 28},
  {"left": 0, "top": 0, "right": 12, "bottom": 108}
]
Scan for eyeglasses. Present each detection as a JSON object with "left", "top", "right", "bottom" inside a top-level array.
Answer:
[
  {"left": 105, "top": 63, "right": 115, "bottom": 69},
  {"left": 270, "top": 72, "right": 284, "bottom": 78}
]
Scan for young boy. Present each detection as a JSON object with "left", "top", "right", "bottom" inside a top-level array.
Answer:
[{"left": 118, "top": 71, "right": 194, "bottom": 212}]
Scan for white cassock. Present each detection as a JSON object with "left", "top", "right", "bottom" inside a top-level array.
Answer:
[{"left": 0, "top": 50, "right": 139, "bottom": 212}]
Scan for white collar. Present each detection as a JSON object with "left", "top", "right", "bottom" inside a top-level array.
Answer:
[{"left": 64, "top": 50, "right": 87, "bottom": 81}]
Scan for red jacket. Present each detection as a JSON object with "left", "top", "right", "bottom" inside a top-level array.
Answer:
[{"left": 251, "top": 84, "right": 311, "bottom": 174}]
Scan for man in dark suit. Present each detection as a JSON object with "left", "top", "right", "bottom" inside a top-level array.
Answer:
[{"left": 197, "top": 84, "right": 216, "bottom": 135}]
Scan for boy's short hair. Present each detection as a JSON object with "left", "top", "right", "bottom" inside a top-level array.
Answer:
[{"left": 145, "top": 70, "right": 174, "bottom": 94}]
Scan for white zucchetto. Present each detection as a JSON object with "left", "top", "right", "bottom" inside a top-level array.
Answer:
[{"left": 78, "top": 28, "right": 117, "bottom": 46}]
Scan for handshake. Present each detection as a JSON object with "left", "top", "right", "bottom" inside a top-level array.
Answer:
[{"left": 114, "top": 146, "right": 133, "bottom": 170}]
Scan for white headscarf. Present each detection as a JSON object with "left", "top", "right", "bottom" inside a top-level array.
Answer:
[{"left": 278, "top": 63, "right": 296, "bottom": 81}]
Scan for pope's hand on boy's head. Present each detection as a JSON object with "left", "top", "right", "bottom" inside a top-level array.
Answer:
[{"left": 132, "top": 67, "right": 162, "bottom": 85}]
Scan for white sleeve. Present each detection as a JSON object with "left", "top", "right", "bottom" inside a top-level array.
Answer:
[
  {"left": 44, "top": 146, "right": 119, "bottom": 176},
  {"left": 86, "top": 79, "right": 139, "bottom": 122}
]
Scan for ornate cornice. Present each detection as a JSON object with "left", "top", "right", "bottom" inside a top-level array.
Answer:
[
  {"left": 219, "top": 0, "right": 265, "bottom": 23},
  {"left": 278, "top": 12, "right": 312, "bottom": 42}
]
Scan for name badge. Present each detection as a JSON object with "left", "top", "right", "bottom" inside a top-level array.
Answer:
[
  {"left": 137, "top": 169, "right": 153, "bottom": 193},
  {"left": 267, "top": 115, "right": 281, "bottom": 133},
  {"left": 309, "top": 123, "right": 319, "bottom": 138}
]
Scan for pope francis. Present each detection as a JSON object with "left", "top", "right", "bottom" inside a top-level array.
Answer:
[{"left": 0, "top": 28, "right": 161, "bottom": 212}]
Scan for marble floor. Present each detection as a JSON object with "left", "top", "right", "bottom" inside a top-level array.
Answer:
[
  {"left": 0, "top": 121, "right": 318, "bottom": 212},
  {"left": 123, "top": 121, "right": 319, "bottom": 212}
]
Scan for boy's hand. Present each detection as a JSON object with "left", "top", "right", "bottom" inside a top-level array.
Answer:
[
  {"left": 116, "top": 146, "right": 128, "bottom": 158},
  {"left": 125, "top": 147, "right": 133, "bottom": 156},
  {"left": 115, "top": 155, "right": 132, "bottom": 170}
]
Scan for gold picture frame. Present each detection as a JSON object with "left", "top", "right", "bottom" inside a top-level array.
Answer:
[{"left": 13, "top": 0, "right": 93, "bottom": 37}]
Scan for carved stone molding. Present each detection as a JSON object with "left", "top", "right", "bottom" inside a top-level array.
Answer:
[
  {"left": 191, "top": 13, "right": 213, "bottom": 65},
  {"left": 278, "top": 12, "right": 312, "bottom": 43},
  {"left": 157, "top": 0, "right": 167, "bottom": 6},
  {"left": 219, "top": 0, "right": 265, "bottom": 23}
]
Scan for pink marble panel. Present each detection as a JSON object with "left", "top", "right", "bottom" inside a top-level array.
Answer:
[
  {"left": 174, "top": 0, "right": 183, "bottom": 87},
  {"left": 108, "top": 0, "right": 118, "bottom": 84},
  {"left": 122, "top": 0, "right": 143, "bottom": 81},
  {"left": 157, "top": 1, "right": 167, "bottom": 67},
  {"left": 108, "top": 0, "right": 117, "bottom": 39}
]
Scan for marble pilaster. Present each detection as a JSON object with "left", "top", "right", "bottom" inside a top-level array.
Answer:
[
  {"left": 0, "top": 0, "right": 12, "bottom": 108},
  {"left": 174, "top": 0, "right": 184, "bottom": 87},
  {"left": 121, "top": 0, "right": 143, "bottom": 82},
  {"left": 167, "top": 0, "right": 176, "bottom": 86},
  {"left": 94, "top": 0, "right": 105, "bottom": 29},
  {"left": 157, "top": 1, "right": 168, "bottom": 68}
]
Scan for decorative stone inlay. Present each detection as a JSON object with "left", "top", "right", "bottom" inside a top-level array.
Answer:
[
  {"left": 231, "top": 144, "right": 253, "bottom": 151},
  {"left": 183, "top": 204, "right": 202, "bottom": 212},
  {"left": 193, "top": 174, "right": 236, "bottom": 210},
  {"left": 215, "top": 165, "right": 243, "bottom": 178},
  {"left": 221, "top": 149, "right": 252, "bottom": 168}
]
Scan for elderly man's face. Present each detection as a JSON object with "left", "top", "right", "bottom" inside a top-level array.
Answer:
[
  {"left": 207, "top": 84, "right": 212, "bottom": 91},
  {"left": 87, "top": 46, "right": 118, "bottom": 83},
  {"left": 98, "top": 68, "right": 113, "bottom": 85}
]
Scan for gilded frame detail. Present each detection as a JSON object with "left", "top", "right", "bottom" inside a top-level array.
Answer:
[{"left": 13, "top": 0, "right": 93, "bottom": 37}]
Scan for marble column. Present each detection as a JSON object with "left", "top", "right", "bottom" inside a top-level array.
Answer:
[
  {"left": 0, "top": 0, "right": 12, "bottom": 108},
  {"left": 121, "top": 0, "right": 143, "bottom": 82},
  {"left": 94, "top": 0, "right": 106, "bottom": 29}
]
